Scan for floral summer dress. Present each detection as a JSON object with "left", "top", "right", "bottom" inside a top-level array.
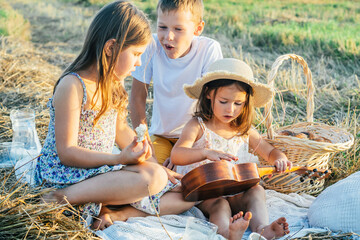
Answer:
[
  {"left": 176, "top": 117, "right": 259, "bottom": 176},
  {"left": 34, "top": 72, "right": 121, "bottom": 188},
  {"left": 34, "top": 72, "right": 122, "bottom": 224}
]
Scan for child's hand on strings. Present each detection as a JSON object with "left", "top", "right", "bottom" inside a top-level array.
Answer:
[
  {"left": 120, "top": 137, "right": 151, "bottom": 165},
  {"left": 204, "top": 149, "right": 238, "bottom": 162},
  {"left": 267, "top": 148, "right": 292, "bottom": 175},
  {"left": 274, "top": 157, "right": 292, "bottom": 173}
]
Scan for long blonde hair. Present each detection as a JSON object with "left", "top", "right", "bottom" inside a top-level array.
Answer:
[{"left": 55, "top": 1, "right": 151, "bottom": 125}]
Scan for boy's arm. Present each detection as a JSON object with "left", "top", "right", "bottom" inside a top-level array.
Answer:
[
  {"left": 129, "top": 78, "right": 149, "bottom": 128},
  {"left": 129, "top": 36, "right": 153, "bottom": 128},
  {"left": 115, "top": 117, "right": 137, "bottom": 149},
  {"left": 129, "top": 78, "right": 159, "bottom": 163}
]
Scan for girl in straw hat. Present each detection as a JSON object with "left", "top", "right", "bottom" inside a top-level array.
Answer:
[{"left": 171, "top": 58, "right": 292, "bottom": 240}]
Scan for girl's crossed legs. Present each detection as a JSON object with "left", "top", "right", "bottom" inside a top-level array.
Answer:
[
  {"left": 44, "top": 161, "right": 168, "bottom": 207},
  {"left": 92, "top": 184, "right": 195, "bottom": 230}
]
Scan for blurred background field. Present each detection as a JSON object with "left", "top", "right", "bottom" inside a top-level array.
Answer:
[
  {"left": 0, "top": 0, "right": 359, "bottom": 238},
  {"left": 136, "top": 0, "right": 360, "bottom": 61}
]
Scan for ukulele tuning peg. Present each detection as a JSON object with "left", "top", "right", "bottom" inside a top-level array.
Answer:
[
  {"left": 312, "top": 168, "right": 318, "bottom": 172},
  {"left": 324, "top": 170, "right": 329, "bottom": 174},
  {"left": 300, "top": 177, "right": 305, "bottom": 182},
  {"left": 310, "top": 179, "right": 315, "bottom": 185}
]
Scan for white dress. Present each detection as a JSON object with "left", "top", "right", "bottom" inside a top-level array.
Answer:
[{"left": 176, "top": 117, "right": 259, "bottom": 176}]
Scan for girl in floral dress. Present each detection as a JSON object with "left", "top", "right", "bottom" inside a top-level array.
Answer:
[
  {"left": 35, "top": 0, "right": 193, "bottom": 229},
  {"left": 171, "top": 58, "right": 292, "bottom": 240}
]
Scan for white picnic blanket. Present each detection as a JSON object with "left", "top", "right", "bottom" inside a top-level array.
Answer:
[
  {"left": 95, "top": 190, "right": 328, "bottom": 240},
  {"left": 95, "top": 207, "right": 225, "bottom": 240}
]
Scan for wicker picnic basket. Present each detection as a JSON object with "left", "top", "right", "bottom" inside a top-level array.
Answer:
[{"left": 259, "top": 54, "right": 354, "bottom": 195}]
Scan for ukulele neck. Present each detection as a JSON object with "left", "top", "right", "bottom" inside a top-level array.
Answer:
[{"left": 257, "top": 166, "right": 303, "bottom": 177}]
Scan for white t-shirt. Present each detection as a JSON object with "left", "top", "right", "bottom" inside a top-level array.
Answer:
[{"left": 132, "top": 34, "right": 223, "bottom": 138}]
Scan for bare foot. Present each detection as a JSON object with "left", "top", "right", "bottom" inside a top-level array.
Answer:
[
  {"left": 92, "top": 206, "right": 116, "bottom": 230},
  {"left": 92, "top": 205, "right": 149, "bottom": 230},
  {"left": 257, "top": 217, "right": 289, "bottom": 240},
  {"left": 41, "top": 189, "right": 65, "bottom": 204},
  {"left": 228, "top": 211, "right": 252, "bottom": 240}
]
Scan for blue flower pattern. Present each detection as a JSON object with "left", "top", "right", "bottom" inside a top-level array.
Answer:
[{"left": 34, "top": 72, "right": 119, "bottom": 187}]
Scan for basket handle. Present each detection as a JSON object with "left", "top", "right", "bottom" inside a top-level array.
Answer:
[{"left": 265, "top": 54, "right": 315, "bottom": 139}]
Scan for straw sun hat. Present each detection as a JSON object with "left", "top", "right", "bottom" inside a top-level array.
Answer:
[{"left": 183, "top": 58, "right": 274, "bottom": 107}]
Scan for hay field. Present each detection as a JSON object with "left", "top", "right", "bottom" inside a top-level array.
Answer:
[{"left": 0, "top": 0, "right": 359, "bottom": 238}]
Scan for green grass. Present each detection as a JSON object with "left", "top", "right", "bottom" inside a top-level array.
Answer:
[
  {"left": 0, "top": 0, "right": 30, "bottom": 40},
  {"left": 58, "top": 0, "right": 360, "bottom": 61},
  {"left": 129, "top": 0, "right": 359, "bottom": 61},
  {"left": 205, "top": 0, "right": 359, "bottom": 59},
  {"left": 64, "top": 0, "right": 360, "bottom": 60},
  {"left": 0, "top": 7, "right": 9, "bottom": 35}
]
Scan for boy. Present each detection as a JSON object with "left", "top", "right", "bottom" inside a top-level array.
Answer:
[{"left": 130, "top": 0, "right": 223, "bottom": 165}]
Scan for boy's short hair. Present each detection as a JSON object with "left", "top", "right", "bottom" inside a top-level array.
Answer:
[{"left": 157, "top": 0, "right": 203, "bottom": 23}]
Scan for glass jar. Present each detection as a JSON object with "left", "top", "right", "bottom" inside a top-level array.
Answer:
[
  {"left": 10, "top": 108, "right": 41, "bottom": 158},
  {"left": 0, "top": 142, "right": 25, "bottom": 168}
]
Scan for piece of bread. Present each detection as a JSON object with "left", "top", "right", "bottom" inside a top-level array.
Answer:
[
  {"left": 301, "top": 131, "right": 316, "bottom": 140},
  {"left": 313, "top": 137, "right": 331, "bottom": 143},
  {"left": 278, "top": 130, "right": 295, "bottom": 136},
  {"left": 301, "top": 131, "right": 331, "bottom": 142},
  {"left": 294, "top": 132, "right": 308, "bottom": 139},
  {"left": 135, "top": 124, "right": 147, "bottom": 142}
]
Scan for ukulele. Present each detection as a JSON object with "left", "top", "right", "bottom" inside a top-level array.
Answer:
[{"left": 181, "top": 161, "right": 330, "bottom": 201}]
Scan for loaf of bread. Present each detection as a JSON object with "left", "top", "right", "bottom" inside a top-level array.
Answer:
[
  {"left": 301, "top": 131, "right": 315, "bottom": 140},
  {"left": 278, "top": 130, "right": 295, "bottom": 136},
  {"left": 278, "top": 130, "right": 331, "bottom": 142},
  {"left": 313, "top": 137, "right": 331, "bottom": 143},
  {"left": 294, "top": 132, "right": 308, "bottom": 139}
]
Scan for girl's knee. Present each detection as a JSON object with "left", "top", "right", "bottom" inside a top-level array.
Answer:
[
  {"left": 245, "top": 185, "right": 265, "bottom": 200},
  {"left": 208, "top": 198, "right": 230, "bottom": 212},
  {"left": 138, "top": 162, "right": 168, "bottom": 193}
]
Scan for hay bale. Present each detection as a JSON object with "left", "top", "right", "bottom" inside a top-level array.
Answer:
[{"left": 0, "top": 169, "right": 99, "bottom": 239}]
